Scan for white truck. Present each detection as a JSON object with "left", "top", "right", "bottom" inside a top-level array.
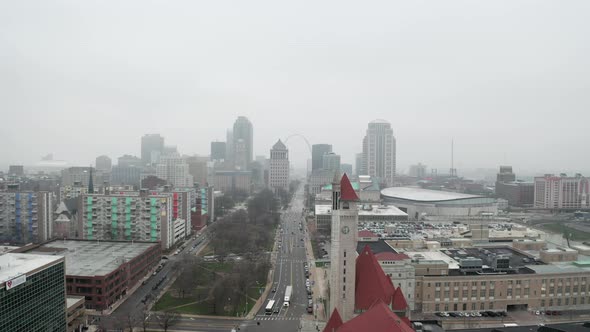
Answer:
[{"left": 284, "top": 285, "right": 292, "bottom": 307}]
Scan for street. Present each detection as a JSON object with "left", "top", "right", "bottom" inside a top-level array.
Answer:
[
  {"left": 92, "top": 186, "right": 309, "bottom": 332},
  {"left": 244, "top": 186, "right": 310, "bottom": 332}
]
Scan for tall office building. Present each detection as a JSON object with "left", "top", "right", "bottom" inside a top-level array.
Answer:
[
  {"left": 95, "top": 155, "right": 112, "bottom": 173},
  {"left": 534, "top": 173, "right": 589, "bottom": 209},
  {"left": 355, "top": 153, "right": 363, "bottom": 176},
  {"left": 141, "top": 134, "right": 165, "bottom": 165},
  {"left": 210, "top": 141, "right": 226, "bottom": 161},
  {"left": 8, "top": 165, "right": 24, "bottom": 176},
  {"left": 111, "top": 165, "right": 141, "bottom": 187},
  {"left": 186, "top": 155, "right": 209, "bottom": 187},
  {"left": 234, "top": 139, "right": 248, "bottom": 170},
  {"left": 155, "top": 153, "right": 193, "bottom": 188},
  {"left": 0, "top": 253, "right": 66, "bottom": 331},
  {"left": 232, "top": 116, "right": 253, "bottom": 169},
  {"left": 361, "top": 120, "right": 396, "bottom": 185},
  {"left": 117, "top": 154, "right": 142, "bottom": 168},
  {"left": 322, "top": 152, "right": 341, "bottom": 172},
  {"left": 409, "top": 163, "right": 428, "bottom": 178},
  {"left": 329, "top": 174, "right": 359, "bottom": 321},
  {"left": 61, "top": 167, "right": 103, "bottom": 187},
  {"left": 0, "top": 190, "right": 54, "bottom": 244},
  {"left": 312, "top": 144, "right": 333, "bottom": 171},
  {"left": 269, "top": 140, "right": 289, "bottom": 192},
  {"left": 497, "top": 166, "right": 516, "bottom": 183}
]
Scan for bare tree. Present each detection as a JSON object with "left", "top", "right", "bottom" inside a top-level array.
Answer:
[
  {"left": 156, "top": 311, "right": 180, "bottom": 332},
  {"left": 125, "top": 313, "right": 137, "bottom": 332},
  {"left": 139, "top": 307, "right": 150, "bottom": 332}
]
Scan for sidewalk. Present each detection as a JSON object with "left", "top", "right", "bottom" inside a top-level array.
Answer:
[{"left": 304, "top": 218, "right": 328, "bottom": 322}]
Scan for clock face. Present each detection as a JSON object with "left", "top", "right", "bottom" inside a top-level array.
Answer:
[{"left": 341, "top": 226, "right": 350, "bottom": 234}]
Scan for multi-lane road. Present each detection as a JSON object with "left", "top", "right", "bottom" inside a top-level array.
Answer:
[
  {"left": 246, "top": 186, "right": 311, "bottom": 332},
  {"left": 94, "top": 186, "right": 309, "bottom": 331}
]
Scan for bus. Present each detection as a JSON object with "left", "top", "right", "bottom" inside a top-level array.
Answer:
[
  {"left": 284, "top": 285, "right": 292, "bottom": 307},
  {"left": 265, "top": 300, "right": 276, "bottom": 315}
]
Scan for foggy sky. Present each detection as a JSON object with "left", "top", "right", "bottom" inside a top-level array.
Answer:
[{"left": 1, "top": 1, "right": 589, "bottom": 174}]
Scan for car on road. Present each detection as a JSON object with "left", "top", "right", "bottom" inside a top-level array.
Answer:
[
  {"left": 272, "top": 288, "right": 276, "bottom": 293},
  {"left": 142, "top": 280, "right": 148, "bottom": 285},
  {"left": 307, "top": 306, "right": 313, "bottom": 313},
  {"left": 161, "top": 256, "right": 168, "bottom": 260}
]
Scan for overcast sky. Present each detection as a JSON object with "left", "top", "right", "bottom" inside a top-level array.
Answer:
[{"left": 1, "top": 1, "right": 589, "bottom": 175}]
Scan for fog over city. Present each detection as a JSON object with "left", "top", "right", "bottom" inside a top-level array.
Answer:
[{"left": 1, "top": 1, "right": 589, "bottom": 174}]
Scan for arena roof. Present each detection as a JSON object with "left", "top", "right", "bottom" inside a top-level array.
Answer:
[{"left": 381, "top": 187, "right": 484, "bottom": 202}]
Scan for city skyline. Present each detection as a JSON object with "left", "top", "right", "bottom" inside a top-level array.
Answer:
[{"left": 2, "top": 1, "right": 590, "bottom": 173}]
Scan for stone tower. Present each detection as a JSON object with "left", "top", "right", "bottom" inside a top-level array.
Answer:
[{"left": 329, "top": 173, "right": 359, "bottom": 321}]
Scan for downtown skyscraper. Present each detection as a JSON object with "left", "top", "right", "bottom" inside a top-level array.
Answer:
[
  {"left": 231, "top": 116, "right": 253, "bottom": 170},
  {"left": 361, "top": 119, "right": 396, "bottom": 185}
]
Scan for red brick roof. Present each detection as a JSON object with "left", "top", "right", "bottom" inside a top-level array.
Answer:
[
  {"left": 336, "top": 300, "right": 415, "bottom": 332},
  {"left": 358, "top": 230, "right": 378, "bottom": 238},
  {"left": 323, "top": 308, "right": 344, "bottom": 332},
  {"left": 355, "top": 245, "right": 395, "bottom": 311},
  {"left": 375, "top": 252, "right": 410, "bottom": 261},
  {"left": 340, "top": 173, "right": 359, "bottom": 201}
]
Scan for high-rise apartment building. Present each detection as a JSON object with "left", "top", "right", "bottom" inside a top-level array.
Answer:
[
  {"left": 312, "top": 144, "right": 332, "bottom": 171},
  {"left": 322, "top": 152, "right": 341, "bottom": 172},
  {"left": 232, "top": 116, "right": 253, "bottom": 169},
  {"left": 534, "top": 173, "right": 589, "bottom": 209},
  {"left": 361, "top": 120, "right": 396, "bottom": 185},
  {"left": 155, "top": 153, "right": 193, "bottom": 188},
  {"left": 0, "top": 253, "right": 66, "bottom": 331},
  {"left": 210, "top": 141, "right": 226, "bottom": 161},
  {"left": 141, "top": 134, "right": 165, "bottom": 165},
  {"left": 0, "top": 190, "right": 54, "bottom": 244},
  {"left": 269, "top": 140, "right": 289, "bottom": 193},
  {"left": 78, "top": 190, "right": 191, "bottom": 249},
  {"left": 95, "top": 155, "right": 112, "bottom": 173}
]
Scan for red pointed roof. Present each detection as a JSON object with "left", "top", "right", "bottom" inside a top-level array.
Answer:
[
  {"left": 340, "top": 173, "right": 359, "bottom": 201},
  {"left": 337, "top": 300, "right": 415, "bottom": 332},
  {"left": 392, "top": 287, "right": 409, "bottom": 311},
  {"left": 355, "top": 245, "right": 396, "bottom": 311},
  {"left": 323, "top": 308, "right": 344, "bottom": 332}
]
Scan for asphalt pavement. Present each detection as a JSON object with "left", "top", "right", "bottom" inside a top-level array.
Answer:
[{"left": 244, "top": 186, "right": 310, "bottom": 332}]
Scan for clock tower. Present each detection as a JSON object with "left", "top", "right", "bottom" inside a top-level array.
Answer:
[{"left": 329, "top": 173, "right": 359, "bottom": 321}]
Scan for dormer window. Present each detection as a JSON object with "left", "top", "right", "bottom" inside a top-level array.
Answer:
[{"left": 342, "top": 202, "right": 350, "bottom": 209}]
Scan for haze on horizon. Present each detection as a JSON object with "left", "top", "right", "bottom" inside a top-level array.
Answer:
[{"left": 1, "top": 1, "right": 589, "bottom": 175}]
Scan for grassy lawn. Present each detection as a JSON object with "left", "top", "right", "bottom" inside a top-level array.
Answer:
[
  {"left": 202, "top": 261, "right": 233, "bottom": 273},
  {"left": 542, "top": 223, "right": 590, "bottom": 241},
  {"left": 154, "top": 292, "right": 195, "bottom": 310}
]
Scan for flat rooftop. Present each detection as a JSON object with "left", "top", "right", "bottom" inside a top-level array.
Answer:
[
  {"left": 381, "top": 186, "right": 483, "bottom": 202},
  {"left": 28, "top": 240, "right": 156, "bottom": 277},
  {"left": 404, "top": 250, "right": 460, "bottom": 269},
  {"left": 0, "top": 253, "right": 63, "bottom": 284},
  {"left": 443, "top": 247, "right": 541, "bottom": 270},
  {"left": 358, "top": 205, "right": 408, "bottom": 217}
]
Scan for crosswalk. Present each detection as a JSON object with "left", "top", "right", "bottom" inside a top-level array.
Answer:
[
  {"left": 255, "top": 315, "right": 300, "bottom": 321},
  {"left": 278, "top": 259, "right": 306, "bottom": 263}
]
